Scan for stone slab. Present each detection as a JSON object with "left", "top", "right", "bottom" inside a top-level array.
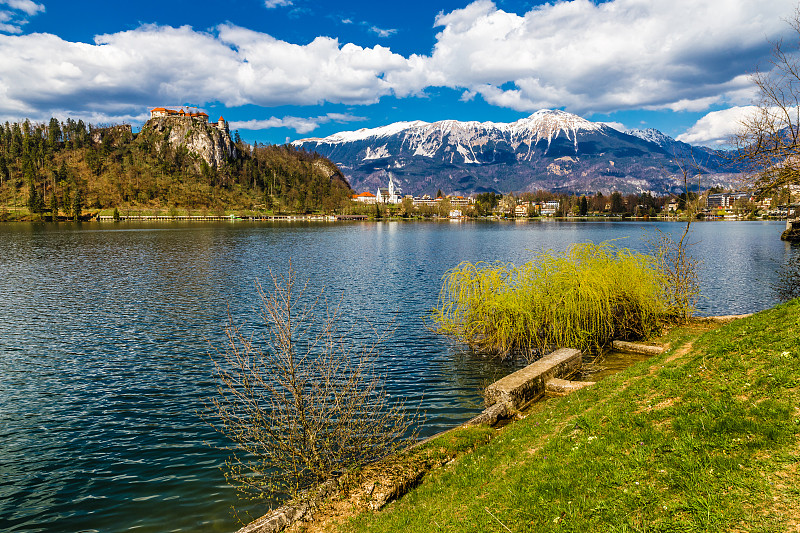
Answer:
[
  {"left": 546, "top": 378, "right": 595, "bottom": 395},
  {"left": 611, "top": 340, "right": 664, "bottom": 355},
  {"left": 466, "top": 401, "right": 511, "bottom": 426},
  {"left": 484, "top": 348, "right": 582, "bottom": 409}
]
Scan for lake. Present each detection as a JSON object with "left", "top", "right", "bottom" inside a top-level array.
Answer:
[{"left": 0, "top": 219, "right": 796, "bottom": 532}]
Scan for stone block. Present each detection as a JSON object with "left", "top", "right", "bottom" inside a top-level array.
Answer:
[
  {"left": 611, "top": 340, "right": 664, "bottom": 355},
  {"left": 484, "top": 348, "right": 582, "bottom": 409}
]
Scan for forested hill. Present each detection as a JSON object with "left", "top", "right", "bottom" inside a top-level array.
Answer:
[{"left": 0, "top": 117, "right": 353, "bottom": 220}]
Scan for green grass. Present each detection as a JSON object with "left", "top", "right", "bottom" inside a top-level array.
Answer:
[
  {"left": 431, "top": 242, "right": 667, "bottom": 358},
  {"left": 340, "top": 300, "right": 800, "bottom": 532}
]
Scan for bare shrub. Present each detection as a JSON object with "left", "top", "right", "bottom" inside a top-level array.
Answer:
[
  {"left": 650, "top": 227, "right": 700, "bottom": 322},
  {"left": 208, "top": 266, "right": 418, "bottom": 506}
]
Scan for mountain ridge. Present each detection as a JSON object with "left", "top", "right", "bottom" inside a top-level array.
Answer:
[{"left": 294, "top": 110, "right": 741, "bottom": 196}]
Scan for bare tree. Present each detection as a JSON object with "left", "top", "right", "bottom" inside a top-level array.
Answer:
[
  {"left": 651, "top": 159, "right": 701, "bottom": 322},
  {"left": 735, "top": 9, "right": 800, "bottom": 199},
  {"left": 208, "top": 266, "right": 418, "bottom": 506}
]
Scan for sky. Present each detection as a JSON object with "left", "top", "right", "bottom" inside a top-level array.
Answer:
[{"left": 0, "top": 0, "right": 797, "bottom": 146}]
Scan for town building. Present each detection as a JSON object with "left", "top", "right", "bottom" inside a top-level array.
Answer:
[
  {"left": 540, "top": 200, "right": 560, "bottom": 216},
  {"left": 376, "top": 176, "right": 403, "bottom": 204},
  {"left": 352, "top": 191, "right": 377, "bottom": 204},
  {"left": 707, "top": 191, "right": 754, "bottom": 209}
]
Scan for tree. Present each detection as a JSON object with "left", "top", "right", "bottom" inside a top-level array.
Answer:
[
  {"left": 736, "top": 9, "right": 800, "bottom": 200},
  {"left": 610, "top": 191, "right": 625, "bottom": 214},
  {"left": 579, "top": 195, "right": 588, "bottom": 216},
  {"left": 26, "top": 178, "right": 44, "bottom": 214},
  {"left": 49, "top": 193, "right": 58, "bottom": 221},
  {"left": 650, "top": 160, "right": 701, "bottom": 322},
  {"left": 72, "top": 186, "right": 83, "bottom": 220},
  {"left": 400, "top": 196, "right": 415, "bottom": 217},
  {"left": 208, "top": 267, "right": 417, "bottom": 504},
  {"left": 47, "top": 117, "right": 62, "bottom": 149}
]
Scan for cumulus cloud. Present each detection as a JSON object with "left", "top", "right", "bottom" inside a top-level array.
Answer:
[
  {"left": 0, "top": 0, "right": 796, "bottom": 124},
  {"left": 676, "top": 106, "right": 760, "bottom": 146},
  {"left": 1, "top": 0, "right": 43, "bottom": 15},
  {"left": 386, "top": 0, "right": 795, "bottom": 113},
  {"left": 230, "top": 112, "right": 366, "bottom": 133},
  {"left": 601, "top": 122, "right": 627, "bottom": 132},
  {"left": 0, "top": 0, "right": 43, "bottom": 33},
  {"left": 0, "top": 24, "right": 410, "bottom": 122}
]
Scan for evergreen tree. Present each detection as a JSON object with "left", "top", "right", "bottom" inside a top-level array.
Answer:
[
  {"left": 610, "top": 191, "right": 625, "bottom": 214},
  {"left": 49, "top": 193, "right": 58, "bottom": 221},
  {"left": 72, "top": 186, "right": 83, "bottom": 221},
  {"left": 26, "top": 179, "right": 44, "bottom": 214},
  {"left": 579, "top": 195, "right": 588, "bottom": 216},
  {"left": 47, "top": 117, "right": 62, "bottom": 149}
]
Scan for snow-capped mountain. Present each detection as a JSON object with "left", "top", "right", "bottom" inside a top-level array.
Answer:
[{"left": 294, "top": 110, "right": 741, "bottom": 196}]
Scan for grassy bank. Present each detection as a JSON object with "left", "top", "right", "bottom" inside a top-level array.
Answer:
[{"left": 322, "top": 300, "right": 800, "bottom": 532}]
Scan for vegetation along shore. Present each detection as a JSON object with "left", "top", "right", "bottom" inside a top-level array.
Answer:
[{"left": 271, "top": 300, "right": 800, "bottom": 532}]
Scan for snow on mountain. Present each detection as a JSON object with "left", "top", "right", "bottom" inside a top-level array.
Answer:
[
  {"left": 626, "top": 128, "right": 676, "bottom": 149},
  {"left": 301, "top": 120, "right": 430, "bottom": 144},
  {"left": 293, "top": 110, "right": 741, "bottom": 196},
  {"left": 295, "top": 109, "right": 606, "bottom": 158}
]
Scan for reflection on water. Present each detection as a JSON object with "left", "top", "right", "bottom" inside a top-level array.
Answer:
[{"left": 0, "top": 219, "right": 795, "bottom": 531}]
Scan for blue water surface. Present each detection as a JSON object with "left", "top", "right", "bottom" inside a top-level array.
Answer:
[{"left": 0, "top": 219, "right": 796, "bottom": 532}]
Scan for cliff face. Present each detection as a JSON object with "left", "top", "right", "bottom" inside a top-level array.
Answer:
[{"left": 139, "top": 116, "right": 235, "bottom": 169}]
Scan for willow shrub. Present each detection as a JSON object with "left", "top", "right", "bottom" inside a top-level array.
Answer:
[{"left": 431, "top": 242, "right": 667, "bottom": 358}]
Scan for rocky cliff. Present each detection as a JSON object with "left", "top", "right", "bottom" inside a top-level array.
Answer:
[{"left": 139, "top": 116, "right": 235, "bottom": 169}]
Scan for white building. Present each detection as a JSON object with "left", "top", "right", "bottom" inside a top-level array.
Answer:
[{"left": 376, "top": 176, "right": 402, "bottom": 204}]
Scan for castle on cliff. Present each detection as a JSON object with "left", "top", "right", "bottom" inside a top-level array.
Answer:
[{"left": 150, "top": 107, "right": 227, "bottom": 130}]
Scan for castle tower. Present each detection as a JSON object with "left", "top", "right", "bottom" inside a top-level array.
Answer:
[{"left": 218, "top": 116, "right": 225, "bottom": 130}]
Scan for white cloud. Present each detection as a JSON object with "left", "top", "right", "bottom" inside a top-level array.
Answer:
[
  {"left": 386, "top": 0, "right": 796, "bottom": 113},
  {"left": 676, "top": 106, "right": 760, "bottom": 146},
  {"left": 601, "top": 122, "right": 627, "bottom": 132},
  {"left": 0, "top": 24, "right": 409, "bottom": 122},
  {"left": 230, "top": 112, "right": 366, "bottom": 133},
  {"left": 0, "top": 0, "right": 43, "bottom": 33},
  {"left": 0, "top": 0, "right": 797, "bottom": 123},
  {"left": 264, "top": 0, "right": 292, "bottom": 8},
  {"left": 1, "top": 0, "right": 43, "bottom": 16},
  {"left": 367, "top": 25, "right": 397, "bottom": 38}
]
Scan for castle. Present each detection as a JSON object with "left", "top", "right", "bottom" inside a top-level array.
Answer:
[{"left": 150, "top": 107, "right": 227, "bottom": 130}]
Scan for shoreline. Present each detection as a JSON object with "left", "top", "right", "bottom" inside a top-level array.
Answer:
[{"left": 0, "top": 212, "right": 791, "bottom": 223}]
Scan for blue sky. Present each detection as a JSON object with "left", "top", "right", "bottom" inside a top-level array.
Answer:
[{"left": 0, "top": 0, "right": 796, "bottom": 146}]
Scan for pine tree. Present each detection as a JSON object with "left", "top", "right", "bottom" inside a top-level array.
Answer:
[
  {"left": 26, "top": 178, "right": 44, "bottom": 214},
  {"left": 72, "top": 186, "right": 83, "bottom": 221},
  {"left": 49, "top": 193, "right": 58, "bottom": 221}
]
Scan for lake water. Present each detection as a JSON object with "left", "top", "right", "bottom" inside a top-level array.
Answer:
[{"left": 0, "top": 219, "right": 797, "bottom": 532}]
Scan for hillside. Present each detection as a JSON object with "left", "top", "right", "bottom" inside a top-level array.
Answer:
[
  {"left": 294, "top": 110, "right": 743, "bottom": 196},
  {"left": 0, "top": 117, "right": 353, "bottom": 220}
]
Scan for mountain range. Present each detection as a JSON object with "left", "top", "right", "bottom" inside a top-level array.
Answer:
[{"left": 293, "top": 110, "right": 743, "bottom": 196}]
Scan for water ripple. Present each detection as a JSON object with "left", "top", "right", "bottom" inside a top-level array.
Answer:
[{"left": 0, "top": 220, "right": 794, "bottom": 531}]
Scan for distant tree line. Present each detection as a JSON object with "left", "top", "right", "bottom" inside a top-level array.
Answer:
[
  {"left": 470, "top": 189, "right": 671, "bottom": 218},
  {"left": 0, "top": 117, "right": 353, "bottom": 219}
]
